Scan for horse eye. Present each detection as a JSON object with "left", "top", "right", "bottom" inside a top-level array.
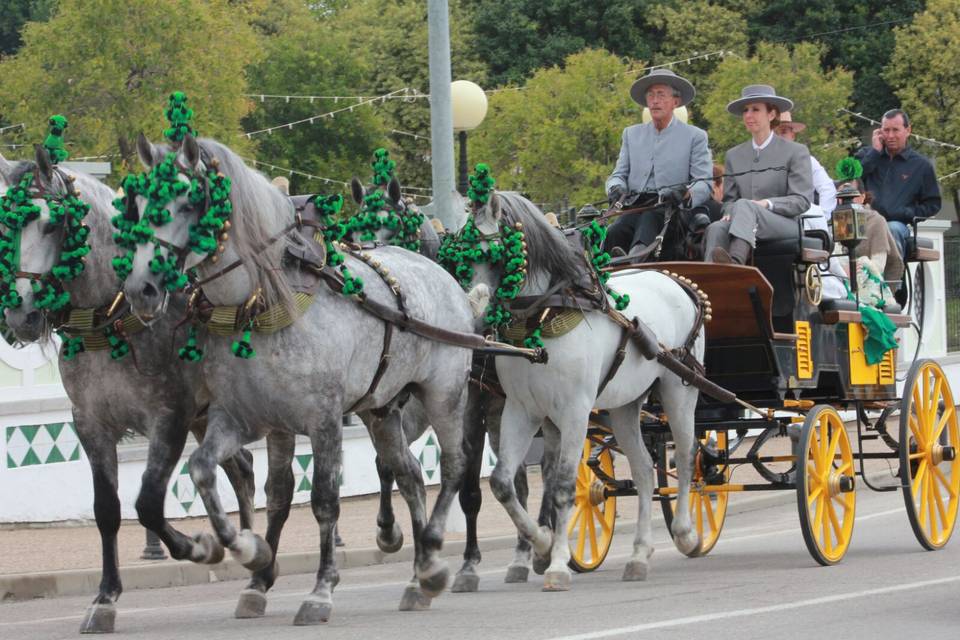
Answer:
[{"left": 42, "top": 223, "right": 58, "bottom": 235}]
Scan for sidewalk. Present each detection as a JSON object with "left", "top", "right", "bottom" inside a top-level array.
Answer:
[{"left": 0, "top": 428, "right": 905, "bottom": 599}]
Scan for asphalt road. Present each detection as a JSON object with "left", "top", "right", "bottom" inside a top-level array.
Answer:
[{"left": 3, "top": 487, "right": 959, "bottom": 640}]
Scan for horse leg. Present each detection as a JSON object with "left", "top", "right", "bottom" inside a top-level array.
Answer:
[
  {"left": 489, "top": 399, "right": 551, "bottom": 573},
  {"left": 294, "top": 414, "right": 343, "bottom": 625},
  {"left": 189, "top": 410, "right": 271, "bottom": 572},
  {"left": 531, "top": 419, "right": 561, "bottom": 576},
  {"left": 452, "top": 385, "right": 487, "bottom": 593},
  {"left": 75, "top": 419, "right": 122, "bottom": 634},
  {"left": 609, "top": 399, "right": 656, "bottom": 581},
  {"left": 357, "top": 408, "right": 407, "bottom": 554},
  {"left": 417, "top": 383, "right": 469, "bottom": 600},
  {"left": 659, "top": 376, "right": 701, "bottom": 556},
  {"left": 236, "top": 431, "right": 296, "bottom": 619},
  {"left": 540, "top": 415, "right": 588, "bottom": 592}
]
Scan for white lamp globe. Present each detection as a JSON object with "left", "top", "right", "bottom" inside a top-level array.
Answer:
[{"left": 451, "top": 80, "right": 488, "bottom": 132}]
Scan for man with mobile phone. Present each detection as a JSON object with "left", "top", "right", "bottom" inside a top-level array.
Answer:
[{"left": 855, "top": 109, "right": 941, "bottom": 262}]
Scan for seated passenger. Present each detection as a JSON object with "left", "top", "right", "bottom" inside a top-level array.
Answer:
[
  {"left": 837, "top": 179, "right": 905, "bottom": 289},
  {"left": 705, "top": 85, "right": 813, "bottom": 264}
]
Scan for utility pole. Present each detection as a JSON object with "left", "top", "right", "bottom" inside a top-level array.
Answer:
[{"left": 427, "top": 0, "right": 456, "bottom": 230}]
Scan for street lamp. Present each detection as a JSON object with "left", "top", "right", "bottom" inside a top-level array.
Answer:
[{"left": 451, "top": 80, "right": 488, "bottom": 195}]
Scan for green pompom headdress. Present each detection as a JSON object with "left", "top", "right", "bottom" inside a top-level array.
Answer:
[
  {"left": 835, "top": 157, "right": 863, "bottom": 181},
  {"left": 163, "top": 91, "right": 197, "bottom": 144},
  {"left": 43, "top": 115, "right": 69, "bottom": 164},
  {"left": 371, "top": 148, "right": 396, "bottom": 186},
  {"left": 467, "top": 163, "right": 496, "bottom": 208}
]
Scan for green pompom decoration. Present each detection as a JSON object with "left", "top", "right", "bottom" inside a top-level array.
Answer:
[
  {"left": 163, "top": 91, "right": 197, "bottom": 143},
  {"left": 467, "top": 163, "right": 496, "bottom": 206},
  {"left": 178, "top": 325, "right": 204, "bottom": 361},
  {"left": 231, "top": 322, "right": 256, "bottom": 359},
  {"left": 371, "top": 148, "right": 396, "bottom": 186},
  {"left": 835, "top": 157, "right": 863, "bottom": 181},
  {"left": 58, "top": 331, "right": 85, "bottom": 360},
  {"left": 105, "top": 326, "right": 130, "bottom": 360},
  {"left": 43, "top": 115, "right": 69, "bottom": 164}
]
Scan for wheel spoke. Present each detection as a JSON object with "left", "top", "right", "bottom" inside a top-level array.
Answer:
[
  {"left": 932, "top": 406, "right": 955, "bottom": 444},
  {"left": 568, "top": 503, "right": 585, "bottom": 536},
  {"left": 587, "top": 507, "right": 599, "bottom": 560},
  {"left": 596, "top": 505, "right": 613, "bottom": 536},
  {"left": 931, "top": 472, "right": 948, "bottom": 530},
  {"left": 575, "top": 506, "right": 588, "bottom": 557},
  {"left": 837, "top": 461, "right": 853, "bottom": 475},
  {"left": 818, "top": 416, "right": 830, "bottom": 466},
  {"left": 929, "top": 375, "right": 944, "bottom": 429},
  {"left": 807, "top": 463, "right": 820, "bottom": 481},
  {"left": 827, "top": 426, "right": 843, "bottom": 466},
  {"left": 813, "top": 488, "right": 825, "bottom": 535},
  {"left": 704, "top": 495, "right": 719, "bottom": 532},
  {"left": 821, "top": 503, "right": 833, "bottom": 554},
  {"left": 913, "top": 460, "right": 928, "bottom": 500},
  {"left": 826, "top": 498, "right": 844, "bottom": 542},
  {"left": 922, "top": 371, "right": 931, "bottom": 423},
  {"left": 918, "top": 469, "right": 928, "bottom": 528},
  {"left": 931, "top": 464, "right": 958, "bottom": 500},
  {"left": 807, "top": 485, "right": 823, "bottom": 506},
  {"left": 927, "top": 471, "right": 939, "bottom": 541},
  {"left": 695, "top": 494, "right": 704, "bottom": 534},
  {"left": 909, "top": 414, "right": 925, "bottom": 449}
]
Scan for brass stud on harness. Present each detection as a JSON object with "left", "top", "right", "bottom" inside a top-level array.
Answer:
[
  {"left": 217, "top": 244, "right": 225, "bottom": 253},
  {"left": 220, "top": 233, "right": 229, "bottom": 242},
  {"left": 210, "top": 158, "right": 220, "bottom": 169},
  {"left": 67, "top": 175, "right": 76, "bottom": 183},
  {"left": 514, "top": 222, "right": 523, "bottom": 231},
  {"left": 223, "top": 220, "right": 232, "bottom": 231},
  {"left": 211, "top": 255, "right": 220, "bottom": 264}
]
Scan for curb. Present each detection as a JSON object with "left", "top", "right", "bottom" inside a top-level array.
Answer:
[{"left": 0, "top": 474, "right": 897, "bottom": 601}]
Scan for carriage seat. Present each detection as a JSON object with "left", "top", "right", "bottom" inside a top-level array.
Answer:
[
  {"left": 818, "top": 298, "right": 911, "bottom": 327},
  {"left": 907, "top": 236, "right": 939, "bottom": 262},
  {"left": 754, "top": 232, "right": 830, "bottom": 264}
]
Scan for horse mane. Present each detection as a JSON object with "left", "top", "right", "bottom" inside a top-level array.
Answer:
[
  {"left": 195, "top": 138, "right": 297, "bottom": 313},
  {"left": 495, "top": 191, "right": 584, "bottom": 287}
]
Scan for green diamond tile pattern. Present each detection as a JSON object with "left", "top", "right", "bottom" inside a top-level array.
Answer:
[
  {"left": 170, "top": 462, "right": 197, "bottom": 514},
  {"left": 5, "top": 423, "right": 81, "bottom": 469},
  {"left": 292, "top": 453, "right": 343, "bottom": 494},
  {"left": 418, "top": 434, "right": 440, "bottom": 481}
]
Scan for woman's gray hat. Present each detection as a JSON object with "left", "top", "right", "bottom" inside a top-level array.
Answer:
[
  {"left": 630, "top": 68, "right": 696, "bottom": 107},
  {"left": 726, "top": 84, "right": 794, "bottom": 115}
]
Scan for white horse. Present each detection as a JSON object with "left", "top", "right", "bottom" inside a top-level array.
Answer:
[{"left": 457, "top": 191, "right": 703, "bottom": 590}]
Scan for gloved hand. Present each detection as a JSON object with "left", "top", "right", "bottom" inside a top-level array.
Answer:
[
  {"left": 658, "top": 188, "right": 684, "bottom": 206},
  {"left": 608, "top": 185, "right": 626, "bottom": 205}
]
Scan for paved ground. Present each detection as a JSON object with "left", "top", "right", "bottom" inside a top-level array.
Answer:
[{"left": 3, "top": 487, "right": 957, "bottom": 640}]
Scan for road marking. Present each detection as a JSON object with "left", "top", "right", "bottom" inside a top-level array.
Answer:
[
  {"left": 0, "top": 504, "right": 906, "bottom": 628},
  {"left": 544, "top": 575, "right": 960, "bottom": 640}
]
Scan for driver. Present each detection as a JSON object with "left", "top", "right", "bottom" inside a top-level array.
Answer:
[{"left": 603, "top": 68, "right": 713, "bottom": 258}]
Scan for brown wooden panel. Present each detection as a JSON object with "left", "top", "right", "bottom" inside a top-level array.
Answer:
[
  {"left": 606, "top": 261, "right": 776, "bottom": 340},
  {"left": 912, "top": 248, "right": 940, "bottom": 262},
  {"left": 821, "top": 310, "right": 912, "bottom": 327}
]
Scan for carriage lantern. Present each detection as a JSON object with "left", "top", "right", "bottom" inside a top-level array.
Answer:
[
  {"left": 832, "top": 183, "right": 866, "bottom": 298},
  {"left": 577, "top": 203, "right": 600, "bottom": 223}
]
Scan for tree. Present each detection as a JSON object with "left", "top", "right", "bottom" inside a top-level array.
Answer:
[
  {"left": 241, "top": 1, "right": 386, "bottom": 195},
  {"left": 645, "top": 0, "right": 749, "bottom": 116},
  {"left": 885, "top": 0, "right": 960, "bottom": 195},
  {"left": 701, "top": 42, "right": 854, "bottom": 173},
  {"left": 469, "top": 49, "right": 638, "bottom": 208},
  {"left": 0, "top": 0, "right": 56, "bottom": 56},
  {"left": 467, "top": 0, "right": 661, "bottom": 86},
  {"left": 741, "top": 0, "right": 924, "bottom": 120},
  {"left": 0, "top": 0, "right": 259, "bottom": 175},
  {"left": 330, "top": 0, "right": 486, "bottom": 193}
]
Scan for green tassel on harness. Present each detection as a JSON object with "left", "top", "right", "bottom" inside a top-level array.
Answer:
[
  {"left": 105, "top": 326, "right": 130, "bottom": 360},
  {"left": 231, "top": 322, "right": 256, "bottom": 359},
  {"left": 163, "top": 91, "right": 197, "bottom": 143},
  {"left": 58, "top": 330, "right": 85, "bottom": 360},
  {"left": 178, "top": 325, "right": 204, "bottom": 361},
  {"left": 43, "top": 115, "right": 70, "bottom": 164}
]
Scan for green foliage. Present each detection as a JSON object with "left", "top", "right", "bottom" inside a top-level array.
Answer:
[
  {"left": 742, "top": 0, "right": 924, "bottom": 120},
  {"left": 241, "top": 1, "right": 384, "bottom": 195},
  {"left": 333, "top": 0, "right": 485, "bottom": 192},
  {"left": 0, "top": 0, "right": 259, "bottom": 175},
  {"left": 470, "top": 49, "right": 637, "bottom": 207},
  {"left": 885, "top": 0, "right": 960, "bottom": 191},
  {"left": 467, "top": 0, "right": 660, "bottom": 86},
  {"left": 701, "top": 42, "right": 854, "bottom": 170},
  {"left": 0, "top": 0, "right": 55, "bottom": 56}
]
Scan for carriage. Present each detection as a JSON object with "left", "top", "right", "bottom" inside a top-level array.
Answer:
[{"left": 565, "top": 212, "right": 957, "bottom": 570}]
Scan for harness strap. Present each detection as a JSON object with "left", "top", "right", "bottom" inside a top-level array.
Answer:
[
  {"left": 347, "top": 321, "right": 394, "bottom": 414},
  {"left": 596, "top": 321, "right": 632, "bottom": 397}
]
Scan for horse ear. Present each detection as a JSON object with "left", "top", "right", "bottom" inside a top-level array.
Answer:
[
  {"left": 350, "top": 177, "right": 365, "bottom": 205},
  {"left": 179, "top": 133, "right": 201, "bottom": 170},
  {"left": 137, "top": 132, "right": 160, "bottom": 168},
  {"left": 34, "top": 144, "right": 55, "bottom": 185},
  {"left": 388, "top": 176, "right": 402, "bottom": 204}
]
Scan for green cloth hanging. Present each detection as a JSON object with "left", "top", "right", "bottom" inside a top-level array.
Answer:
[{"left": 859, "top": 305, "right": 898, "bottom": 365}]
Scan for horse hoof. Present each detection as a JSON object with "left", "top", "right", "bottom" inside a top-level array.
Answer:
[
  {"left": 293, "top": 599, "right": 332, "bottom": 625},
  {"left": 231, "top": 530, "right": 273, "bottom": 572},
  {"left": 235, "top": 589, "right": 267, "bottom": 619},
  {"left": 418, "top": 560, "right": 449, "bottom": 598},
  {"left": 376, "top": 523, "right": 404, "bottom": 554},
  {"left": 542, "top": 570, "right": 571, "bottom": 592},
  {"left": 622, "top": 560, "right": 648, "bottom": 582},
  {"left": 674, "top": 530, "right": 702, "bottom": 557},
  {"left": 79, "top": 602, "right": 116, "bottom": 634},
  {"left": 504, "top": 565, "right": 529, "bottom": 583},
  {"left": 532, "top": 554, "right": 550, "bottom": 576},
  {"left": 192, "top": 532, "right": 225, "bottom": 565},
  {"left": 399, "top": 585, "right": 432, "bottom": 611},
  {"left": 451, "top": 572, "right": 479, "bottom": 593}
]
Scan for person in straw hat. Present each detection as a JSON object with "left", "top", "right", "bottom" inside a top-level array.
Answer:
[
  {"left": 704, "top": 84, "right": 814, "bottom": 264},
  {"left": 775, "top": 111, "right": 837, "bottom": 218},
  {"left": 604, "top": 68, "right": 713, "bottom": 258}
]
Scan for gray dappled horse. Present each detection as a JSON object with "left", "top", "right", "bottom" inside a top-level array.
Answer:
[
  {"left": 460, "top": 191, "right": 703, "bottom": 590},
  {"left": 0, "top": 149, "right": 256, "bottom": 634},
  {"left": 124, "top": 133, "right": 473, "bottom": 623},
  {"left": 345, "top": 177, "right": 542, "bottom": 590}
]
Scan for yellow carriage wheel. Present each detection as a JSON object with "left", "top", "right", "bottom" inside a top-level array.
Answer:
[
  {"left": 796, "top": 405, "right": 856, "bottom": 565},
  {"left": 899, "top": 359, "right": 960, "bottom": 550},
  {"left": 658, "top": 431, "right": 730, "bottom": 557},
  {"left": 567, "top": 438, "right": 616, "bottom": 573}
]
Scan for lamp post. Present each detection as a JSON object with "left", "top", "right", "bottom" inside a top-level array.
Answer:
[{"left": 451, "top": 80, "right": 488, "bottom": 195}]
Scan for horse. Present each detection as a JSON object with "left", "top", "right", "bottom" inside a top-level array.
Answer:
[
  {"left": 449, "top": 190, "right": 704, "bottom": 590},
  {"left": 346, "top": 172, "right": 541, "bottom": 591},
  {"left": 122, "top": 132, "right": 474, "bottom": 622},
  {"left": 0, "top": 148, "right": 257, "bottom": 633}
]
